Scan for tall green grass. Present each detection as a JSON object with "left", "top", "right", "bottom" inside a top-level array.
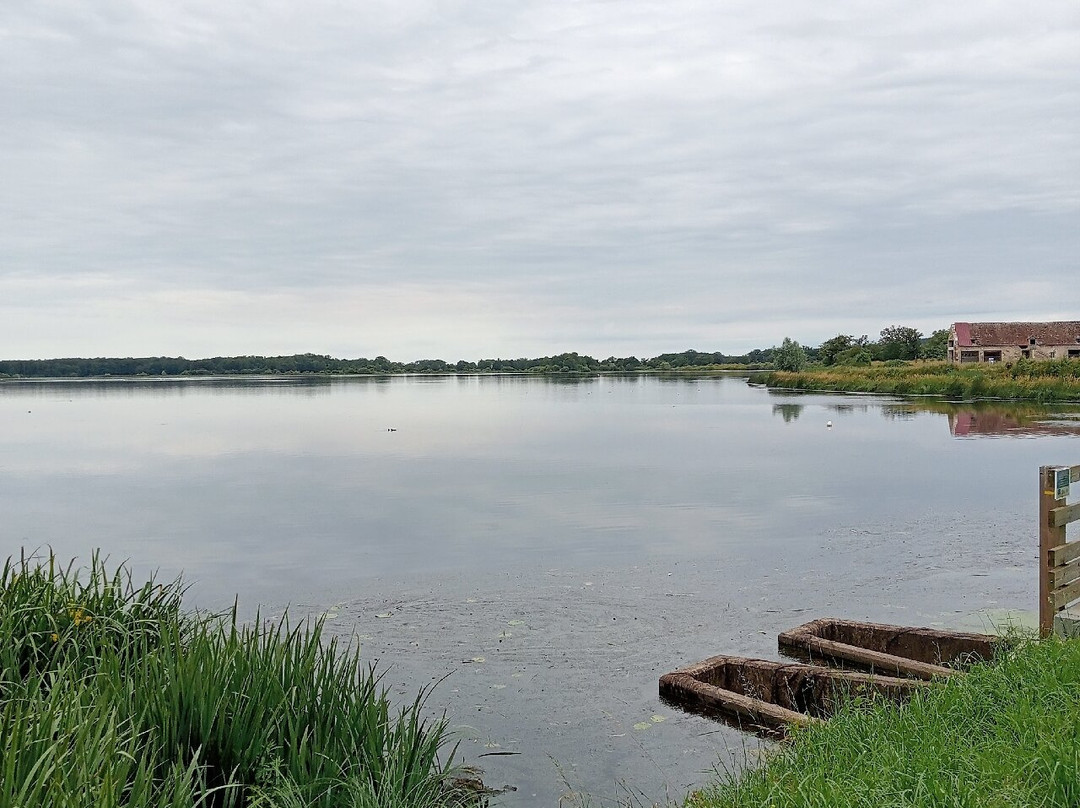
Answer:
[
  {"left": 688, "top": 637, "right": 1080, "bottom": 808},
  {"left": 0, "top": 550, "right": 184, "bottom": 695},
  {"left": 765, "top": 359, "right": 1080, "bottom": 402},
  {"left": 0, "top": 551, "right": 476, "bottom": 808}
]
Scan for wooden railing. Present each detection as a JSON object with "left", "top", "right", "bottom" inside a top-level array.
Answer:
[{"left": 1040, "top": 464, "right": 1080, "bottom": 637}]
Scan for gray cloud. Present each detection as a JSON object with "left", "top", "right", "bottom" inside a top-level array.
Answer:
[{"left": 2, "top": 0, "right": 1077, "bottom": 358}]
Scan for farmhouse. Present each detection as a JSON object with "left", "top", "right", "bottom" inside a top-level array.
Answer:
[{"left": 949, "top": 321, "right": 1080, "bottom": 364}]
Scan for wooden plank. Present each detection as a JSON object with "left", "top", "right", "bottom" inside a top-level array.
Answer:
[
  {"left": 1072, "top": 465, "right": 1080, "bottom": 483},
  {"left": 659, "top": 672, "right": 818, "bottom": 730},
  {"left": 1042, "top": 466, "right": 1069, "bottom": 636},
  {"left": 1049, "top": 541, "right": 1080, "bottom": 568},
  {"left": 1050, "top": 562, "right": 1080, "bottom": 590},
  {"left": 801, "top": 636, "right": 959, "bottom": 680},
  {"left": 1054, "top": 578, "right": 1080, "bottom": 611},
  {"left": 1051, "top": 502, "right": 1080, "bottom": 528}
]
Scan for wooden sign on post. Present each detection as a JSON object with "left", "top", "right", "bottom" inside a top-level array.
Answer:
[
  {"left": 1056, "top": 467, "right": 1072, "bottom": 502},
  {"left": 1040, "top": 464, "right": 1080, "bottom": 637}
]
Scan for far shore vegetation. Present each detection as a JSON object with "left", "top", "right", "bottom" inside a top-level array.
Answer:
[
  {"left": 763, "top": 325, "right": 1080, "bottom": 402},
  {"left": 5, "top": 324, "right": 1080, "bottom": 403},
  {"left": 766, "top": 360, "right": 1080, "bottom": 403},
  {"left": 1, "top": 552, "right": 479, "bottom": 808},
  {"left": 0, "top": 350, "right": 770, "bottom": 379},
  {"left": 0, "top": 328, "right": 951, "bottom": 379}
]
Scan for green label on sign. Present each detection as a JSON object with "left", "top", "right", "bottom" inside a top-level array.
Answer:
[{"left": 1056, "top": 468, "right": 1071, "bottom": 501}]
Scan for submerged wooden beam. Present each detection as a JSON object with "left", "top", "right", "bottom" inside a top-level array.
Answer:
[
  {"left": 659, "top": 654, "right": 920, "bottom": 736},
  {"left": 659, "top": 671, "right": 818, "bottom": 731},
  {"left": 795, "top": 636, "right": 959, "bottom": 680},
  {"left": 778, "top": 618, "right": 997, "bottom": 677}
]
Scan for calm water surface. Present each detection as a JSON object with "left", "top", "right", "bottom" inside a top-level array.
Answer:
[{"left": 3, "top": 374, "right": 1079, "bottom": 805}]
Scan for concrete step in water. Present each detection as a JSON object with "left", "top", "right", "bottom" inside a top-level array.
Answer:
[
  {"left": 660, "top": 619, "right": 1009, "bottom": 737},
  {"left": 778, "top": 618, "right": 1004, "bottom": 680},
  {"left": 659, "top": 654, "right": 922, "bottom": 737}
]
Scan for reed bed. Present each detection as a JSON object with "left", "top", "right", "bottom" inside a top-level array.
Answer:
[
  {"left": 0, "top": 552, "right": 475, "bottom": 808},
  {"left": 765, "top": 359, "right": 1080, "bottom": 402},
  {"left": 688, "top": 637, "right": 1080, "bottom": 808}
]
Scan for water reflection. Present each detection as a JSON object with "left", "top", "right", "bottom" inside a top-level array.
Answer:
[
  {"left": 766, "top": 391, "right": 1080, "bottom": 438},
  {"left": 879, "top": 402, "right": 1080, "bottom": 438},
  {"left": 829, "top": 403, "right": 867, "bottom": 415},
  {"left": 0, "top": 375, "right": 344, "bottom": 399},
  {"left": 947, "top": 409, "right": 1080, "bottom": 438},
  {"left": 772, "top": 403, "right": 803, "bottom": 422}
]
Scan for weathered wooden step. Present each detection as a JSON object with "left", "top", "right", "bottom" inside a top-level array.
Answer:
[
  {"left": 778, "top": 618, "right": 1002, "bottom": 680},
  {"left": 659, "top": 654, "right": 921, "bottom": 736}
]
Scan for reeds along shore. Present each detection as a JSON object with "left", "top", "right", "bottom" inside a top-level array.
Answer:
[
  {"left": 765, "top": 359, "right": 1080, "bottom": 402},
  {"left": 687, "top": 636, "right": 1080, "bottom": 808},
  {"left": 0, "top": 553, "right": 476, "bottom": 808}
]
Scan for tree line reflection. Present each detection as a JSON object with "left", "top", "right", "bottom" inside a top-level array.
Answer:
[{"left": 771, "top": 399, "right": 1080, "bottom": 437}]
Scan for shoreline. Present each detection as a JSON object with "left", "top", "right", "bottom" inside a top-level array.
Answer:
[
  {"left": 0, "top": 367, "right": 767, "bottom": 383},
  {"left": 689, "top": 637, "right": 1080, "bottom": 808},
  {"left": 764, "top": 361, "right": 1080, "bottom": 404}
]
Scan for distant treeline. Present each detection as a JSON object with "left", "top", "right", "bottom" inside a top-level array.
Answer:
[{"left": 0, "top": 349, "right": 774, "bottom": 379}]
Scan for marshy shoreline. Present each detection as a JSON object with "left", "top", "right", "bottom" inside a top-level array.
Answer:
[{"left": 764, "top": 359, "right": 1080, "bottom": 404}]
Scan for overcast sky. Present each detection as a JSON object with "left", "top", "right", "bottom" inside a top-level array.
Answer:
[{"left": 2, "top": 1, "right": 1077, "bottom": 360}]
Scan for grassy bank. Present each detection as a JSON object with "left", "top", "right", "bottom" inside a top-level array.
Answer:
[
  {"left": 689, "top": 637, "right": 1080, "bottom": 808},
  {"left": 0, "top": 553, "right": 475, "bottom": 808},
  {"left": 765, "top": 359, "right": 1080, "bottom": 402}
]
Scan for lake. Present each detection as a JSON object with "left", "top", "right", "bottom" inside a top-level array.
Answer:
[{"left": 3, "top": 374, "right": 1079, "bottom": 805}]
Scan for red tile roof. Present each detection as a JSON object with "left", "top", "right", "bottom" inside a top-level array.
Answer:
[
  {"left": 953, "top": 321, "right": 1080, "bottom": 348},
  {"left": 954, "top": 322, "right": 971, "bottom": 346}
]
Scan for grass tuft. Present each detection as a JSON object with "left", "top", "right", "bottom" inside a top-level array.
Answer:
[
  {"left": 688, "top": 637, "right": 1080, "bottom": 808},
  {"left": 0, "top": 551, "right": 476, "bottom": 808}
]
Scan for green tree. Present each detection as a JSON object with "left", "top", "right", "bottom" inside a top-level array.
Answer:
[
  {"left": 773, "top": 337, "right": 808, "bottom": 371},
  {"left": 818, "top": 334, "right": 854, "bottom": 366},
  {"left": 835, "top": 346, "right": 873, "bottom": 366},
  {"left": 921, "top": 328, "right": 950, "bottom": 360},
  {"left": 877, "top": 325, "right": 923, "bottom": 361}
]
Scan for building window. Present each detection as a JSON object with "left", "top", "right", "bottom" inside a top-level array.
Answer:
[
  {"left": 1022, "top": 349, "right": 1032, "bottom": 359},
  {"left": 1069, "top": 349, "right": 1080, "bottom": 359},
  {"left": 984, "top": 351, "right": 1002, "bottom": 363},
  {"left": 1029, "top": 337, "right": 1037, "bottom": 345},
  {"left": 960, "top": 351, "right": 979, "bottom": 363}
]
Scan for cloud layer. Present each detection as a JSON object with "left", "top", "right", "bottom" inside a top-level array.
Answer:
[{"left": 2, "top": 0, "right": 1077, "bottom": 358}]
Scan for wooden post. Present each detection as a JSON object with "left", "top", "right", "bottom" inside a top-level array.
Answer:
[{"left": 1041, "top": 465, "right": 1068, "bottom": 637}]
